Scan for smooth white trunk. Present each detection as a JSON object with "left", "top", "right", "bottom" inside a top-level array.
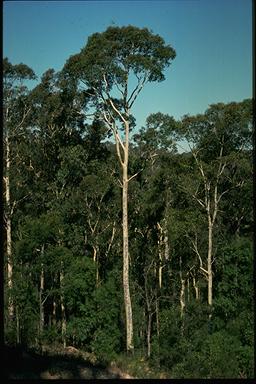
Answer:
[
  {"left": 180, "top": 278, "right": 185, "bottom": 318},
  {"left": 123, "top": 165, "right": 133, "bottom": 352},
  {"left": 5, "top": 135, "right": 14, "bottom": 320},
  {"left": 208, "top": 222, "right": 213, "bottom": 306},
  {"left": 93, "top": 245, "right": 99, "bottom": 287},
  {"left": 179, "top": 257, "right": 185, "bottom": 318}
]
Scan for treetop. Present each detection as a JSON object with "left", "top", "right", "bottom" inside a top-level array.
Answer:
[{"left": 63, "top": 25, "right": 176, "bottom": 89}]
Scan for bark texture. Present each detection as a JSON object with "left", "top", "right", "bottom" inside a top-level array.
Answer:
[
  {"left": 122, "top": 123, "right": 133, "bottom": 352},
  {"left": 5, "top": 134, "right": 14, "bottom": 320}
]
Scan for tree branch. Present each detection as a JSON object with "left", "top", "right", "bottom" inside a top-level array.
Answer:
[
  {"left": 102, "top": 73, "right": 127, "bottom": 125},
  {"left": 127, "top": 170, "right": 142, "bottom": 183},
  {"left": 128, "top": 74, "right": 148, "bottom": 109},
  {"left": 191, "top": 235, "right": 208, "bottom": 277},
  {"left": 102, "top": 111, "right": 124, "bottom": 166},
  {"left": 105, "top": 222, "right": 116, "bottom": 258}
]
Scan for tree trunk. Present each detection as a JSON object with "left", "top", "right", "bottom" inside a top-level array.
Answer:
[
  {"left": 158, "top": 265, "right": 163, "bottom": 290},
  {"left": 106, "top": 107, "right": 133, "bottom": 352},
  {"left": 180, "top": 278, "right": 185, "bottom": 318},
  {"left": 179, "top": 257, "right": 185, "bottom": 318},
  {"left": 5, "top": 134, "right": 14, "bottom": 320},
  {"left": 157, "top": 222, "right": 163, "bottom": 289},
  {"left": 60, "top": 262, "right": 66, "bottom": 348},
  {"left": 192, "top": 275, "right": 200, "bottom": 301},
  {"left": 147, "top": 313, "right": 152, "bottom": 358},
  {"left": 156, "top": 299, "right": 160, "bottom": 338},
  {"left": 187, "top": 277, "right": 190, "bottom": 303},
  {"left": 207, "top": 222, "right": 213, "bottom": 306},
  {"left": 164, "top": 224, "right": 169, "bottom": 261},
  {"left": 39, "top": 260, "right": 45, "bottom": 336},
  {"left": 122, "top": 118, "right": 134, "bottom": 353},
  {"left": 16, "top": 307, "right": 20, "bottom": 344},
  {"left": 122, "top": 160, "right": 133, "bottom": 352},
  {"left": 155, "top": 300, "right": 160, "bottom": 367},
  {"left": 93, "top": 245, "right": 99, "bottom": 287},
  {"left": 52, "top": 300, "right": 57, "bottom": 326},
  {"left": 157, "top": 220, "right": 169, "bottom": 290}
]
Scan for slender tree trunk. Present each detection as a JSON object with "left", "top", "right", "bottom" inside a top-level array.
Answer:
[
  {"left": 157, "top": 221, "right": 169, "bottom": 290},
  {"left": 122, "top": 156, "right": 133, "bottom": 352},
  {"left": 157, "top": 222, "right": 163, "bottom": 289},
  {"left": 179, "top": 257, "right": 185, "bottom": 318},
  {"left": 105, "top": 105, "right": 133, "bottom": 352},
  {"left": 138, "top": 308, "right": 145, "bottom": 354},
  {"left": 180, "top": 278, "right": 185, "bottom": 318},
  {"left": 39, "top": 259, "right": 45, "bottom": 336},
  {"left": 155, "top": 299, "right": 160, "bottom": 368},
  {"left": 60, "top": 261, "right": 66, "bottom": 348},
  {"left": 52, "top": 274, "right": 57, "bottom": 326},
  {"left": 207, "top": 221, "right": 213, "bottom": 306},
  {"left": 192, "top": 275, "right": 199, "bottom": 301},
  {"left": 158, "top": 265, "right": 163, "bottom": 290},
  {"left": 5, "top": 134, "right": 14, "bottom": 320},
  {"left": 105, "top": 222, "right": 116, "bottom": 259},
  {"left": 147, "top": 313, "right": 152, "bottom": 358},
  {"left": 164, "top": 224, "right": 169, "bottom": 261},
  {"left": 156, "top": 299, "right": 160, "bottom": 338},
  {"left": 93, "top": 245, "right": 99, "bottom": 287},
  {"left": 16, "top": 307, "right": 20, "bottom": 344},
  {"left": 52, "top": 300, "right": 57, "bottom": 326},
  {"left": 156, "top": 223, "right": 163, "bottom": 289},
  {"left": 187, "top": 277, "right": 190, "bottom": 303}
]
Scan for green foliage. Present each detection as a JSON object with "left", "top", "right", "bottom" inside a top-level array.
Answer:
[
  {"left": 214, "top": 237, "right": 253, "bottom": 319},
  {"left": 64, "top": 25, "right": 175, "bottom": 88},
  {"left": 63, "top": 257, "right": 96, "bottom": 313},
  {"left": 151, "top": 307, "right": 183, "bottom": 367},
  {"left": 3, "top": 51, "right": 253, "bottom": 379},
  {"left": 170, "top": 328, "right": 254, "bottom": 379},
  {"left": 12, "top": 268, "right": 39, "bottom": 344},
  {"left": 90, "top": 271, "right": 122, "bottom": 361},
  {"left": 134, "top": 112, "right": 180, "bottom": 152}
]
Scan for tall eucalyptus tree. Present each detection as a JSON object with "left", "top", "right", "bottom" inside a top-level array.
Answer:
[{"left": 62, "top": 25, "right": 176, "bottom": 352}]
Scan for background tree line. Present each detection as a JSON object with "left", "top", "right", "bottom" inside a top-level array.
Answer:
[{"left": 3, "top": 26, "right": 253, "bottom": 379}]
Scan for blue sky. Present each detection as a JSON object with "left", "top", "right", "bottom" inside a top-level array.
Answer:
[{"left": 3, "top": 0, "right": 252, "bottom": 130}]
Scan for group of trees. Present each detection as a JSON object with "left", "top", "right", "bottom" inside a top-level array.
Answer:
[{"left": 3, "top": 26, "right": 253, "bottom": 378}]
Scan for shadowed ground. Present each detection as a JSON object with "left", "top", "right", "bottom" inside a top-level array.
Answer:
[{"left": 3, "top": 345, "right": 134, "bottom": 379}]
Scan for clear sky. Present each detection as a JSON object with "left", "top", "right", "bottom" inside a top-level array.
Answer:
[{"left": 3, "top": 0, "right": 252, "bottom": 130}]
